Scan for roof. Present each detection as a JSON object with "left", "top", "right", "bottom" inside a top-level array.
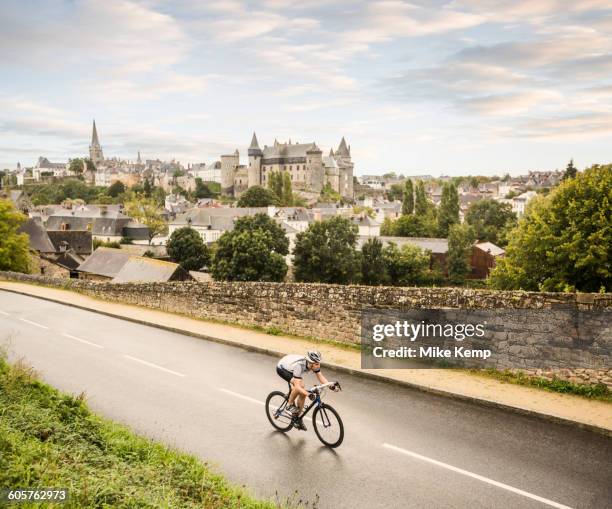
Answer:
[
  {"left": 47, "top": 230, "right": 93, "bottom": 255},
  {"left": 262, "top": 142, "right": 319, "bottom": 160},
  {"left": 112, "top": 256, "right": 187, "bottom": 283},
  {"left": 353, "top": 215, "right": 380, "bottom": 227},
  {"left": 172, "top": 207, "right": 270, "bottom": 230},
  {"left": 337, "top": 137, "right": 350, "bottom": 156},
  {"left": 19, "top": 218, "right": 56, "bottom": 253},
  {"left": 474, "top": 242, "right": 505, "bottom": 257},
  {"left": 280, "top": 222, "right": 298, "bottom": 234},
  {"left": 76, "top": 247, "right": 132, "bottom": 278}
]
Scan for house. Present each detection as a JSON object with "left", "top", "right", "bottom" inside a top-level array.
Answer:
[
  {"left": 471, "top": 242, "right": 505, "bottom": 279},
  {"left": 76, "top": 248, "right": 133, "bottom": 280},
  {"left": 1, "top": 189, "right": 32, "bottom": 213},
  {"left": 112, "top": 257, "right": 191, "bottom": 283},
  {"left": 511, "top": 191, "right": 537, "bottom": 217},
  {"left": 19, "top": 218, "right": 91, "bottom": 277},
  {"left": 353, "top": 215, "right": 381, "bottom": 237}
]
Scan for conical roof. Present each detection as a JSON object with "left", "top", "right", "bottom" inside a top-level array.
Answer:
[
  {"left": 337, "top": 136, "right": 349, "bottom": 156},
  {"left": 248, "top": 132, "right": 262, "bottom": 155},
  {"left": 91, "top": 120, "right": 100, "bottom": 146}
]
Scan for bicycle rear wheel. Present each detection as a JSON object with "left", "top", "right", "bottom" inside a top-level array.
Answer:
[
  {"left": 312, "top": 403, "right": 344, "bottom": 448},
  {"left": 265, "top": 391, "right": 294, "bottom": 432}
]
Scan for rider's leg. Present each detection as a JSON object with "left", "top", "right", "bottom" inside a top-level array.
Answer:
[
  {"left": 287, "top": 378, "right": 303, "bottom": 406},
  {"left": 296, "top": 392, "right": 306, "bottom": 412}
]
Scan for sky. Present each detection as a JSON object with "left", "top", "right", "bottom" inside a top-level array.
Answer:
[{"left": 1, "top": 0, "right": 611, "bottom": 176}]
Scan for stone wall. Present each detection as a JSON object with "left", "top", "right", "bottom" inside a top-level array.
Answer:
[{"left": 1, "top": 271, "right": 610, "bottom": 387}]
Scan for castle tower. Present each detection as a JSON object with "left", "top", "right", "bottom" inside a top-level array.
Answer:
[
  {"left": 221, "top": 149, "right": 240, "bottom": 195},
  {"left": 247, "top": 132, "right": 262, "bottom": 188},
  {"left": 89, "top": 120, "right": 104, "bottom": 166},
  {"left": 335, "top": 136, "right": 354, "bottom": 199},
  {"left": 306, "top": 143, "right": 324, "bottom": 193}
]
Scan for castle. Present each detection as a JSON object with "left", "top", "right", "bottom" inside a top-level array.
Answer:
[{"left": 221, "top": 133, "right": 354, "bottom": 199}]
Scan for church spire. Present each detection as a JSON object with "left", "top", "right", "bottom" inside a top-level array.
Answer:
[
  {"left": 137, "top": 150, "right": 142, "bottom": 164},
  {"left": 91, "top": 120, "right": 100, "bottom": 146}
]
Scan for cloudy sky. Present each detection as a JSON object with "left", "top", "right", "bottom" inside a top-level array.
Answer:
[{"left": 1, "top": 0, "right": 611, "bottom": 175}]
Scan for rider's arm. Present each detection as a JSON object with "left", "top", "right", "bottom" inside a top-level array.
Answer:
[{"left": 315, "top": 371, "right": 328, "bottom": 385}]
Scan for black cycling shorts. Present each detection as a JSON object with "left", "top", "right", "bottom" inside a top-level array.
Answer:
[{"left": 276, "top": 365, "right": 294, "bottom": 383}]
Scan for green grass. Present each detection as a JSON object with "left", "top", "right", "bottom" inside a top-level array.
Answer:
[
  {"left": 0, "top": 354, "right": 291, "bottom": 509},
  {"left": 471, "top": 368, "right": 612, "bottom": 402}
]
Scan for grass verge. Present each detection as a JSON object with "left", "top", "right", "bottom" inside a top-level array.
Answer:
[
  {"left": 471, "top": 368, "right": 612, "bottom": 402},
  {"left": 0, "top": 354, "right": 285, "bottom": 509}
]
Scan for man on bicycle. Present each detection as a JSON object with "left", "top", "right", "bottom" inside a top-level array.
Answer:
[{"left": 276, "top": 350, "right": 333, "bottom": 430}]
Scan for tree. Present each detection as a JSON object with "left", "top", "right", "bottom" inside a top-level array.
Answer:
[
  {"left": 167, "top": 227, "right": 211, "bottom": 271},
  {"left": 319, "top": 182, "right": 342, "bottom": 203},
  {"left": 437, "top": 182, "right": 460, "bottom": 237},
  {"left": 0, "top": 199, "right": 31, "bottom": 273},
  {"left": 402, "top": 179, "right": 414, "bottom": 215},
  {"left": 563, "top": 159, "right": 577, "bottom": 180},
  {"left": 387, "top": 183, "right": 404, "bottom": 202},
  {"left": 282, "top": 171, "right": 293, "bottom": 206},
  {"left": 490, "top": 164, "right": 612, "bottom": 292},
  {"left": 361, "top": 238, "right": 388, "bottom": 285},
  {"left": 68, "top": 158, "right": 85, "bottom": 175},
  {"left": 447, "top": 223, "right": 476, "bottom": 284},
  {"left": 194, "top": 178, "right": 213, "bottom": 199},
  {"left": 465, "top": 199, "right": 517, "bottom": 246},
  {"left": 124, "top": 195, "right": 168, "bottom": 244},
  {"left": 143, "top": 177, "right": 153, "bottom": 198},
  {"left": 211, "top": 214, "right": 288, "bottom": 281},
  {"left": 382, "top": 242, "right": 430, "bottom": 286},
  {"left": 293, "top": 216, "right": 360, "bottom": 284},
  {"left": 107, "top": 181, "right": 126, "bottom": 198},
  {"left": 237, "top": 186, "right": 278, "bottom": 207},
  {"left": 414, "top": 181, "right": 429, "bottom": 216}
]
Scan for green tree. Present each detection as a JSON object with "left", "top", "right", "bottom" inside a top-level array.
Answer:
[
  {"left": 237, "top": 186, "right": 278, "bottom": 207},
  {"left": 194, "top": 178, "right": 214, "bottom": 199},
  {"left": 124, "top": 195, "right": 168, "bottom": 244},
  {"left": 447, "top": 223, "right": 476, "bottom": 284},
  {"left": 386, "top": 183, "right": 404, "bottom": 202},
  {"left": 465, "top": 199, "right": 517, "bottom": 246},
  {"left": 0, "top": 199, "right": 31, "bottom": 273},
  {"left": 437, "top": 182, "right": 460, "bottom": 237},
  {"left": 107, "top": 181, "right": 126, "bottom": 198},
  {"left": 562, "top": 159, "right": 577, "bottom": 180},
  {"left": 361, "top": 238, "right": 388, "bottom": 285},
  {"left": 382, "top": 242, "right": 430, "bottom": 286},
  {"left": 282, "top": 172, "right": 293, "bottom": 206},
  {"left": 293, "top": 216, "right": 360, "bottom": 284},
  {"left": 414, "top": 181, "right": 429, "bottom": 216},
  {"left": 319, "top": 182, "right": 342, "bottom": 203},
  {"left": 211, "top": 214, "right": 288, "bottom": 282},
  {"left": 143, "top": 178, "right": 153, "bottom": 198},
  {"left": 490, "top": 164, "right": 612, "bottom": 292},
  {"left": 68, "top": 158, "right": 85, "bottom": 175},
  {"left": 167, "top": 227, "right": 210, "bottom": 271},
  {"left": 402, "top": 179, "right": 414, "bottom": 215}
]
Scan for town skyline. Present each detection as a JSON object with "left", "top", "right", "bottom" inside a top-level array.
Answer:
[{"left": 1, "top": 1, "right": 611, "bottom": 174}]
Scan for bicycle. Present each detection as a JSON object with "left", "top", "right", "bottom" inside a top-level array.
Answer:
[{"left": 265, "top": 381, "right": 344, "bottom": 448}]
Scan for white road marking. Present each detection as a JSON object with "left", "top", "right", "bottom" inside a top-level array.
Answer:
[
  {"left": 219, "top": 388, "right": 313, "bottom": 421},
  {"left": 382, "top": 443, "right": 573, "bottom": 509},
  {"left": 62, "top": 333, "right": 104, "bottom": 349},
  {"left": 123, "top": 355, "right": 186, "bottom": 377},
  {"left": 19, "top": 317, "right": 49, "bottom": 329},
  {"left": 0, "top": 310, "right": 9, "bottom": 316}
]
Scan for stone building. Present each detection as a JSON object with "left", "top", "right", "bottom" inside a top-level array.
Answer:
[
  {"left": 89, "top": 119, "right": 104, "bottom": 166},
  {"left": 221, "top": 133, "right": 354, "bottom": 200}
]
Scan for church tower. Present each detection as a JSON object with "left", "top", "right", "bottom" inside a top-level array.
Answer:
[
  {"left": 247, "top": 132, "right": 262, "bottom": 188},
  {"left": 89, "top": 120, "right": 104, "bottom": 167}
]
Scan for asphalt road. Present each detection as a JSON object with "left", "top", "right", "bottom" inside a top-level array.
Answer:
[{"left": 1, "top": 291, "right": 611, "bottom": 509}]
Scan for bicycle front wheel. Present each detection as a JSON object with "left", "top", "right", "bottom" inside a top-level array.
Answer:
[
  {"left": 265, "top": 391, "right": 294, "bottom": 432},
  {"left": 312, "top": 403, "right": 344, "bottom": 448}
]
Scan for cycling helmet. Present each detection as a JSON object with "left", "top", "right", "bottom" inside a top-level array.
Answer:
[{"left": 307, "top": 350, "right": 322, "bottom": 363}]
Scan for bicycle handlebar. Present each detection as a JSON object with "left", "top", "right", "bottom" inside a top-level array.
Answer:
[{"left": 309, "top": 381, "right": 342, "bottom": 393}]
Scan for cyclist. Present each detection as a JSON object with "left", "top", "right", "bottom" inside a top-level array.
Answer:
[{"left": 276, "top": 350, "right": 334, "bottom": 430}]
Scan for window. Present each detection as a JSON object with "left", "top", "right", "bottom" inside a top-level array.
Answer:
[{"left": 289, "top": 165, "right": 292, "bottom": 170}]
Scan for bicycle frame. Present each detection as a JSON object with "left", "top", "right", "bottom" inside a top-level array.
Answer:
[{"left": 284, "top": 381, "right": 339, "bottom": 421}]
